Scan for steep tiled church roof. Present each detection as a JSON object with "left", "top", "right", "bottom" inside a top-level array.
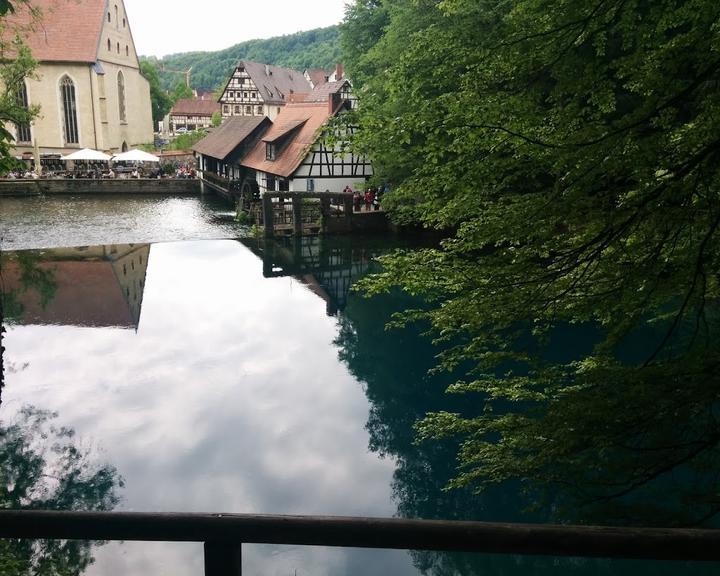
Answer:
[{"left": 4, "top": 0, "right": 106, "bottom": 63}]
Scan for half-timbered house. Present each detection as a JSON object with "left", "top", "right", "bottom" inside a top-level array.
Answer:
[
  {"left": 240, "top": 94, "right": 372, "bottom": 195},
  {"left": 218, "top": 61, "right": 312, "bottom": 122},
  {"left": 169, "top": 98, "right": 220, "bottom": 134}
]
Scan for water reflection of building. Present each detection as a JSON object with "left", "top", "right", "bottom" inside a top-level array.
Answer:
[
  {"left": 241, "top": 237, "right": 372, "bottom": 315},
  {"left": 1, "top": 244, "right": 150, "bottom": 329}
]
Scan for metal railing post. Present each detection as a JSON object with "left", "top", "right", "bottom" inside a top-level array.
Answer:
[{"left": 204, "top": 541, "right": 242, "bottom": 576}]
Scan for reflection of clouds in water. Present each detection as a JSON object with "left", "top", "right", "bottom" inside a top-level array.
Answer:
[{"left": 2, "top": 240, "right": 417, "bottom": 576}]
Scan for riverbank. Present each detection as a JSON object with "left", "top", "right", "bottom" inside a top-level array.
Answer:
[{"left": 0, "top": 178, "right": 201, "bottom": 197}]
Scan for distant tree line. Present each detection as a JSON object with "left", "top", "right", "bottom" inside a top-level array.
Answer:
[{"left": 146, "top": 26, "right": 342, "bottom": 93}]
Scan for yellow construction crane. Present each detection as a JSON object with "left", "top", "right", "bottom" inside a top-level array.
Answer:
[{"left": 160, "top": 65, "right": 192, "bottom": 88}]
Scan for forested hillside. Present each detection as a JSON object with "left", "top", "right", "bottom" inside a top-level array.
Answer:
[{"left": 146, "top": 26, "right": 341, "bottom": 92}]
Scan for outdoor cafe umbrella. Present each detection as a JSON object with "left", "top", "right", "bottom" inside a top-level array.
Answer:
[
  {"left": 61, "top": 148, "right": 112, "bottom": 161},
  {"left": 112, "top": 149, "right": 160, "bottom": 162}
]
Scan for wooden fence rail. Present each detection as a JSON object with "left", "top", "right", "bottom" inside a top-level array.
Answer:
[{"left": 0, "top": 511, "right": 718, "bottom": 575}]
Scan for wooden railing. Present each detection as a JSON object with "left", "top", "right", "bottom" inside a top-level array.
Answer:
[{"left": 0, "top": 511, "right": 718, "bottom": 575}]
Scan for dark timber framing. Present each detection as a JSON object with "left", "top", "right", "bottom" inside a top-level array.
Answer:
[{"left": 0, "top": 510, "right": 719, "bottom": 576}]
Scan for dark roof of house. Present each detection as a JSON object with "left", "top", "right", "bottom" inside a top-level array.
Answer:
[
  {"left": 4, "top": 0, "right": 107, "bottom": 63},
  {"left": 170, "top": 98, "right": 221, "bottom": 117},
  {"left": 304, "top": 80, "right": 350, "bottom": 103},
  {"left": 242, "top": 102, "right": 334, "bottom": 178},
  {"left": 305, "top": 68, "right": 329, "bottom": 88},
  {"left": 238, "top": 60, "right": 313, "bottom": 105},
  {"left": 192, "top": 115, "right": 269, "bottom": 160}
]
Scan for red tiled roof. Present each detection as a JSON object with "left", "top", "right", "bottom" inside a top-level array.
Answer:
[
  {"left": 192, "top": 115, "right": 270, "bottom": 160},
  {"left": 170, "top": 98, "right": 221, "bottom": 117},
  {"left": 241, "top": 102, "right": 333, "bottom": 178},
  {"left": 3, "top": 0, "right": 106, "bottom": 63},
  {"left": 261, "top": 119, "right": 307, "bottom": 143},
  {"left": 3, "top": 260, "right": 135, "bottom": 328}
]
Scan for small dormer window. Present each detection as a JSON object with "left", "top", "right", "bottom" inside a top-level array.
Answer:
[{"left": 266, "top": 143, "right": 276, "bottom": 161}]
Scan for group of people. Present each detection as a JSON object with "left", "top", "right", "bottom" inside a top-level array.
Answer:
[
  {"left": 175, "top": 164, "right": 197, "bottom": 179},
  {"left": 346, "top": 184, "right": 387, "bottom": 212}
]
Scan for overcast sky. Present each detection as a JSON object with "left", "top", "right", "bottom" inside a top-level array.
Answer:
[{"left": 123, "top": 0, "right": 348, "bottom": 58}]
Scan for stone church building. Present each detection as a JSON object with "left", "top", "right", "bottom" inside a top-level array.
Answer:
[{"left": 5, "top": 0, "right": 153, "bottom": 156}]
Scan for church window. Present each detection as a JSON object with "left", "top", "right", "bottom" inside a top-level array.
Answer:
[
  {"left": 123, "top": 18, "right": 126, "bottom": 28},
  {"left": 107, "top": 11, "right": 111, "bottom": 22},
  {"left": 15, "top": 82, "right": 31, "bottom": 143},
  {"left": 117, "top": 42, "right": 120, "bottom": 54},
  {"left": 107, "top": 38, "right": 111, "bottom": 51},
  {"left": 125, "top": 45, "right": 129, "bottom": 56},
  {"left": 114, "top": 5, "right": 118, "bottom": 27},
  {"left": 60, "top": 76, "right": 79, "bottom": 144},
  {"left": 117, "top": 71, "right": 127, "bottom": 122}
]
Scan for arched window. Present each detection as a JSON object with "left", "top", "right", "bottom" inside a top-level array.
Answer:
[
  {"left": 107, "top": 11, "right": 111, "bottom": 22},
  {"left": 60, "top": 76, "right": 79, "bottom": 144},
  {"left": 116, "top": 42, "right": 120, "bottom": 54},
  {"left": 117, "top": 71, "right": 126, "bottom": 122},
  {"left": 114, "top": 5, "right": 118, "bottom": 27},
  {"left": 107, "top": 38, "right": 111, "bottom": 51},
  {"left": 15, "top": 81, "right": 31, "bottom": 143},
  {"left": 125, "top": 45, "right": 129, "bottom": 56}
]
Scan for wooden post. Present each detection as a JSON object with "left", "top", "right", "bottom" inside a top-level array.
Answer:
[
  {"left": 262, "top": 195, "right": 274, "bottom": 238},
  {"left": 204, "top": 541, "right": 242, "bottom": 576},
  {"left": 343, "top": 195, "right": 353, "bottom": 231},
  {"left": 292, "top": 196, "right": 303, "bottom": 235}
]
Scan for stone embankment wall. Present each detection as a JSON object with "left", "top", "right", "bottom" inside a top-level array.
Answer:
[{"left": 0, "top": 179, "right": 201, "bottom": 197}]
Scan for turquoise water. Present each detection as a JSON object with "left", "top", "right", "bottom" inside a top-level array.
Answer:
[{"left": 0, "top": 197, "right": 716, "bottom": 575}]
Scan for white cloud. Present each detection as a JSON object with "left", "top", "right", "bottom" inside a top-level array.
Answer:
[{"left": 124, "top": 0, "right": 348, "bottom": 57}]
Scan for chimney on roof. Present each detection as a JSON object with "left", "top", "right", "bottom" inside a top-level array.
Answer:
[
  {"left": 265, "top": 64, "right": 271, "bottom": 76},
  {"left": 334, "top": 63, "right": 344, "bottom": 81}
]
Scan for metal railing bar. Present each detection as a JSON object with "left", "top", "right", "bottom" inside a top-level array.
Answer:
[{"left": 0, "top": 511, "right": 719, "bottom": 561}]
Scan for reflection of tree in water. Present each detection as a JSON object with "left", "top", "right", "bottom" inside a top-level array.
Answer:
[
  {"left": 335, "top": 292, "right": 718, "bottom": 576},
  {"left": 1, "top": 252, "right": 58, "bottom": 322},
  {"left": 1, "top": 252, "right": 59, "bottom": 406},
  {"left": 0, "top": 406, "right": 123, "bottom": 575}
]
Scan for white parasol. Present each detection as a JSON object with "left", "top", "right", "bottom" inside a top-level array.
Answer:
[
  {"left": 112, "top": 149, "right": 160, "bottom": 162},
  {"left": 61, "top": 148, "right": 112, "bottom": 161}
]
